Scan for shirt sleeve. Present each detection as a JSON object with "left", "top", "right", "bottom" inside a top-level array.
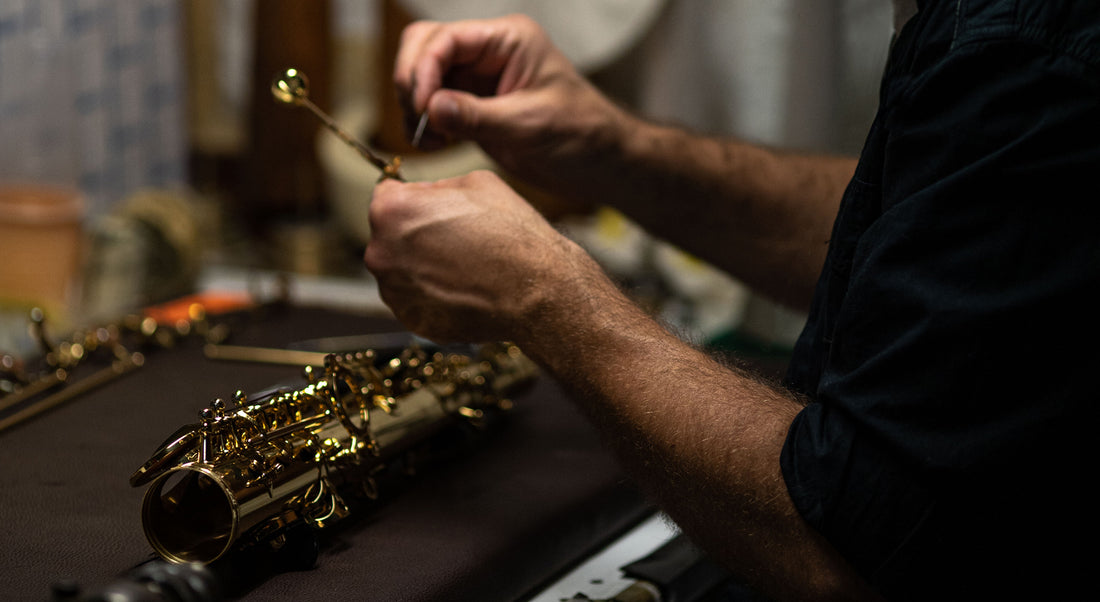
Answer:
[{"left": 780, "top": 31, "right": 1100, "bottom": 597}]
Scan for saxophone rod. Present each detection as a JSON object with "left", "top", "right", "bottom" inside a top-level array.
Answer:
[
  {"left": 203, "top": 343, "right": 331, "bottom": 366},
  {"left": 0, "top": 369, "right": 67, "bottom": 413},
  {"left": 303, "top": 96, "right": 395, "bottom": 175},
  {"left": 0, "top": 352, "right": 144, "bottom": 434}
]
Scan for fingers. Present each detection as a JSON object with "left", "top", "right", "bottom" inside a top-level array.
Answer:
[
  {"left": 393, "top": 20, "right": 439, "bottom": 114},
  {"left": 394, "top": 19, "right": 489, "bottom": 114},
  {"left": 394, "top": 15, "right": 548, "bottom": 138},
  {"left": 394, "top": 20, "right": 483, "bottom": 147}
]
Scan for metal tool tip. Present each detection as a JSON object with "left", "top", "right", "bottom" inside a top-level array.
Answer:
[{"left": 411, "top": 112, "right": 429, "bottom": 148}]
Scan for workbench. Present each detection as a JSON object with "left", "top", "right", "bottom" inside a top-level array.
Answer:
[{"left": 0, "top": 303, "right": 652, "bottom": 600}]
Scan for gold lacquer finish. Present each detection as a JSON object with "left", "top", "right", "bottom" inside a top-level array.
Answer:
[
  {"left": 272, "top": 67, "right": 404, "bottom": 181},
  {"left": 131, "top": 343, "right": 536, "bottom": 564}
]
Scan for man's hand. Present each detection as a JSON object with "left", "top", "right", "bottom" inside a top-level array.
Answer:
[
  {"left": 364, "top": 170, "right": 593, "bottom": 344},
  {"left": 393, "top": 15, "right": 631, "bottom": 205},
  {"left": 364, "top": 172, "right": 878, "bottom": 602},
  {"left": 392, "top": 15, "right": 855, "bottom": 311}
]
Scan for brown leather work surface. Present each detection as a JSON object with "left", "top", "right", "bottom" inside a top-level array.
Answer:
[{"left": 0, "top": 305, "right": 650, "bottom": 600}]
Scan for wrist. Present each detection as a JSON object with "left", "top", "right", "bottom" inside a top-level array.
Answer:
[
  {"left": 509, "top": 236, "right": 617, "bottom": 358},
  {"left": 508, "top": 234, "right": 666, "bottom": 378},
  {"left": 536, "top": 81, "right": 645, "bottom": 207}
]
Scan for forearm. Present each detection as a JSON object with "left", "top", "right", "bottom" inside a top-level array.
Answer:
[
  {"left": 513, "top": 244, "right": 878, "bottom": 601},
  {"left": 591, "top": 117, "right": 855, "bottom": 311},
  {"left": 366, "top": 170, "right": 877, "bottom": 598},
  {"left": 394, "top": 14, "right": 853, "bottom": 309}
]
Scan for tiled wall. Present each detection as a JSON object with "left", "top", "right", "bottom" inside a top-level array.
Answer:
[{"left": 0, "top": 0, "right": 186, "bottom": 217}]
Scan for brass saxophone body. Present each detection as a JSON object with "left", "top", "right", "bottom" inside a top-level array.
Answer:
[{"left": 130, "top": 343, "right": 536, "bottom": 564}]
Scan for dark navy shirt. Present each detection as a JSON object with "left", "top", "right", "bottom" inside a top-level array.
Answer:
[{"left": 781, "top": 1, "right": 1100, "bottom": 598}]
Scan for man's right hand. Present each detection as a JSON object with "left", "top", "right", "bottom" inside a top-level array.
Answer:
[
  {"left": 392, "top": 14, "right": 855, "bottom": 312},
  {"left": 393, "top": 14, "right": 632, "bottom": 205}
]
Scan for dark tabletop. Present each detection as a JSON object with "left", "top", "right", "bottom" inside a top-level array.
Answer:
[{"left": 0, "top": 304, "right": 651, "bottom": 601}]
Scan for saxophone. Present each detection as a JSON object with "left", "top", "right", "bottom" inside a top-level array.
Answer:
[{"left": 129, "top": 343, "right": 536, "bottom": 565}]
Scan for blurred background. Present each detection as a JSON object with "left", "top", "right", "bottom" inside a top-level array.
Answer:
[{"left": 0, "top": 0, "right": 893, "bottom": 361}]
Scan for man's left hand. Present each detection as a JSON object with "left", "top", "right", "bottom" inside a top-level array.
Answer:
[{"left": 364, "top": 170, "right": 584, "bottom": 344}]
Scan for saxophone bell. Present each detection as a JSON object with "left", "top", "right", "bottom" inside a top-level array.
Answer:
[{"left": 142, "top": 466, "right": 236, "bottom": 564}]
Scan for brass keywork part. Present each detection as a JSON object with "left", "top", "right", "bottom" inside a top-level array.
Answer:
[
  {"left": 270, "top": 68, "right": 310, "bottom": 105},
  {"left": 272, "top": 68, "right": 404, "bottom": 181}
]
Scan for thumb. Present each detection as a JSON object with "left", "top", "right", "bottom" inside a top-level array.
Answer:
[{"left": 428, "top": 89, "right": 511, "bottom": 142}]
